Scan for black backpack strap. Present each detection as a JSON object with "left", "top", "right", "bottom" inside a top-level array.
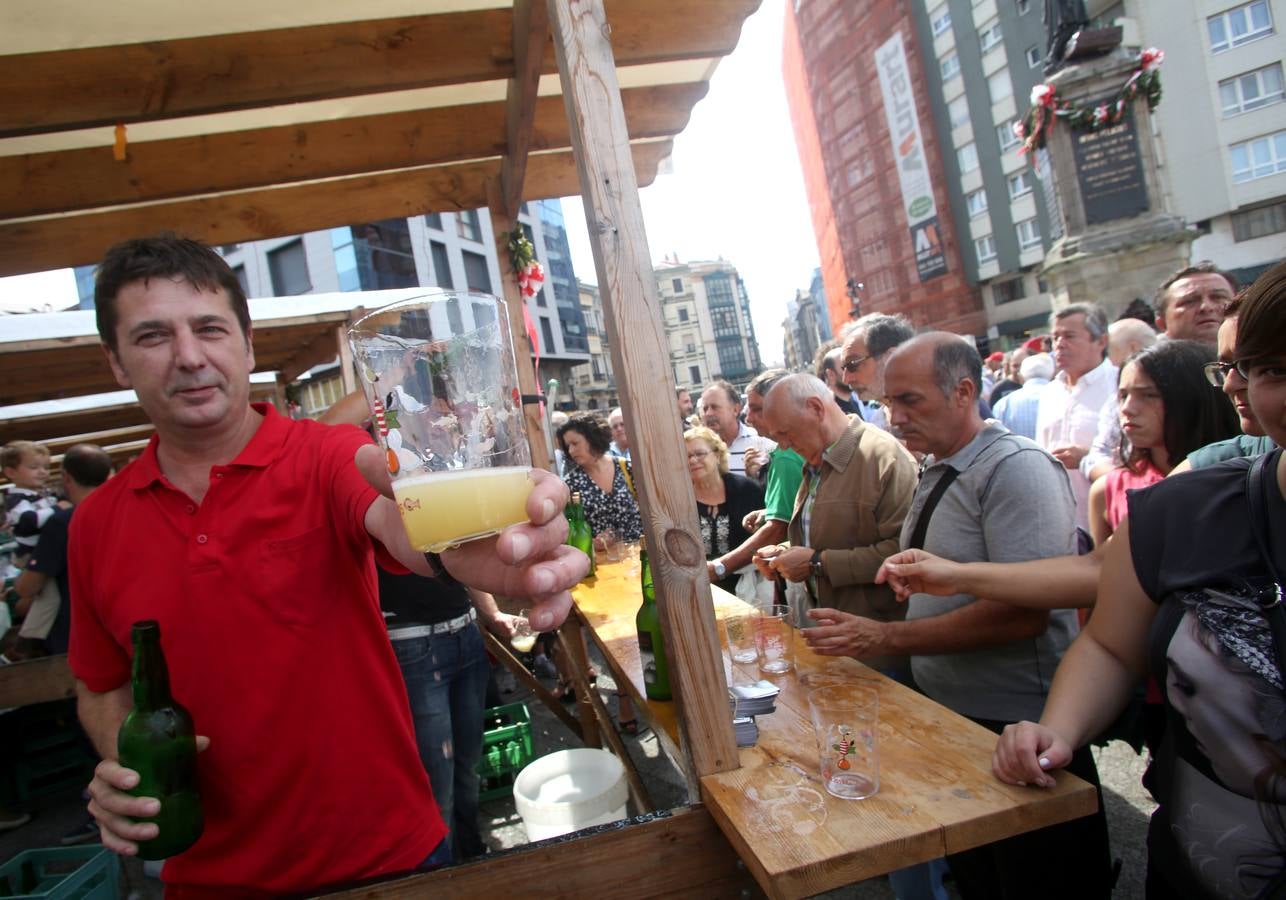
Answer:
[
  {"left": 1246, "top": 450, "right": 1286, "bottom": 692},
  {"left": 908, "top": 467, "right": 960, "bottom": 551}
]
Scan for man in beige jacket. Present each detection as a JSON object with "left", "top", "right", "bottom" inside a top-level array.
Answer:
[{"left": 755, "top": 373, "right": 918, "bottom": 676}]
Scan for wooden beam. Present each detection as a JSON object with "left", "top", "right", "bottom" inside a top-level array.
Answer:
[
  {"left": 0, "top": 655, "right": 75, "bottom": 709},
  {"left": 37, "top": 423, "right": 155, "bottom": 455},
  {"left": 480, "top": 628, "right": 584, "bottom": 740},
  {"left": 0, "top": 1, "right": 757, "bottom": 137},
  {"left": 0, "top": 85, "right": 704, "bottom": 219},
  {"left": 0, "top": 142, "right": 672, "bottom": 277},
  {"left": 549, "top": 0, "right": 738, "bottom": 791},
  {"left": 486, "top": 179, "right": 554, "bottom": 474},
  {"left": 335, "top": 325, "right": 357, "bottom": 395},
  {"left": 318, "top": 805, "right": 757, "bottom": 898},
  {"left": 0, "top": 404, "right": 152, "bottom": 448},
  {"left": 277, "top": 326, "right": 345, "bottom": 384},
  {"left": 499, "top": 0, "right": 551, "bottom": 221}
]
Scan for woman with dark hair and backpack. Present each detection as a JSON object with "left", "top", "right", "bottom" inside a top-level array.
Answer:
[{"left": 995, "top": 260, "right": 1286, "bottom": 899}]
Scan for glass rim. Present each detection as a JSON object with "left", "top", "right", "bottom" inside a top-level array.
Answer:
[{"left": 347, "top": 288, "right": 508, "bottom": 337}]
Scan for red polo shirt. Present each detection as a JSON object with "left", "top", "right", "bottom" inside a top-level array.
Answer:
[{"left": 69, "top": 404, "right": 445, "bottom": 896}]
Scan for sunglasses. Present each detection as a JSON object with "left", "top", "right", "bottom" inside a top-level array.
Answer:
[
  {"left": 841, "top": 355, "right": 871, "bottom": 373},
  {"left": 1203, "top": 359, "right": 1259, "bottom": 387}
]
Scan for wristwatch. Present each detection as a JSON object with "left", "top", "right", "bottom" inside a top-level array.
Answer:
[
  {"left": 809, "top": 549, "right": 825, "bottom": 580},
  {"left": 712, "top": 559, "right": 727, "bottom": 578}
]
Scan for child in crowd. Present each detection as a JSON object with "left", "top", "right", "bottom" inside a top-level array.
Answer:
[{"left": 3, "top": 441, "right": 56, "bottom": 565}]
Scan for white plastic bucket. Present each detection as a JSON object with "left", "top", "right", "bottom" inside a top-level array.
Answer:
[{"left": 512, "top": 748, "right": 629, "bottom": 841}]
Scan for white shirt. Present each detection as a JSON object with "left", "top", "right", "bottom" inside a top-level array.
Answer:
[
  {"left": 1035, "top": 357, "right": 1117, "bottom": 532},
  {"left": 1080, "top": 393, "right": 1121, "bottom": 479},
  {"left": 725, "top": 421, "right": 776, "bottom": 475}
]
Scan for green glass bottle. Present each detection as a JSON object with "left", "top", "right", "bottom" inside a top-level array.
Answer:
[
  {"left": 566, "top": 491, "right": 595, "bottom": 578},
  {"left": 117, "top": 621, "right": 203, "bottom": 860},
  {"left": 635, "top": 541, "right": 671, "bottom": 700}
]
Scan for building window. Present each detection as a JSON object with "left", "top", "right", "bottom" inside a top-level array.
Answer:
[
  {"left": 685, "top": 340, "right": 697, "bottom": 354},
  {"left": 678, "top": 307, "right": 689, "bottom": 322},
  {"left": 1026, "top": 45, "right": 1042, "bottom": 68},
  {"left": 1208, "top": 1, "right": 1274, "bottom": 53},
  {"left": 1017, "top": 0, "right": 1030, "bottom": 13},
  {"left": 997, "top": 121, "right": 1021, "bottom": 151},
  {"left": 424, "top": 213, "right": 442, "bottom": 230},
  {"left": 430, "top": 241, "right": 453, "bottom": 289},
  {"left": 718, "top": 341, "right": 747, "bottom": 375},
  {"left": 1231, "top": 199, "right": 1286, "bottom": 241},
  {"left": 672, "top": 277, "right": 683, "bottom": 293},
  {"left": 975, "top": 235, "right": 997, "bottom": 264},
  {"left": 689, "top": 365, "right": 701, "bottom": 384},
  {"left": 988, "top": 69, "right": 1013, "bottom": 104},
  {"left": 993, "top": 278, "right": 1026, "bottom": 305},
  {"left": 1219, "top": 64, "right": 1285, "bottom": 116},
  {"left": 710, "top": 306, "right": 740, "bottom": 338},
  {"left": 948, "top": 95, "right": 971, "bottom": 129},
  {"left": 540, "top": 318, "right": 556, "bottom": 354},
  {"left": 979, "top": 22, "right": 1003, "bottom": 54},
  {"left": 351, "top": 220, "right": 419, "bottom": 290},
  {"left": 462, "top": 250, "right": 492, "bottom": 292},
  {"left": 1016, "top": 218, "right": 1042, "bottom": 250},
  {"left": 232, "top": 264, "right": 251, "bottom": 298},
  {"left": 456, "top": 209, "right": 482, "bottom": 243},
  {"left": 958, "top": 142, "right": 980, "bottom": 173},
  {"left": 931, "top": 7, "right": 952, "bottom": 36},
  {"left": 268, "top": 240, "right": 310, "bottom": 295},
  {"left": 1231, "top": 130, "right": 1286, "bottom": 182},
  {"left": 941, "top": 52, "right": 961, "bottom": 81},
  {"left": 1008, "top": 170, "right": 1033, "bottom": 199},
  {"left": 966, "top": 189, "right": 989, "bottom": 217}
]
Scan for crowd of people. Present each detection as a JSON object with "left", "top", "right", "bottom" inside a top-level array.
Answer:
[{"left": 0, "top": 234, "right": 1280, "bottom": 900}]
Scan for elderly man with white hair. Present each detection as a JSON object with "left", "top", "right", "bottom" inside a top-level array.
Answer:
[{"left": 992, "top": 353, "right": 1055, "bottom": 440}]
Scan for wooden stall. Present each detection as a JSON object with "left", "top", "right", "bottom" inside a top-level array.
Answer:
[{"left": 0, "top": 3, "right": 1096, "bottom": 897}]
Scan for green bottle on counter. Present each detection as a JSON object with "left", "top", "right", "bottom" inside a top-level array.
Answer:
[
  {"left": 566, "top": 491, "right": 595, "bottom": 578},
  {"left": 117, "top": 621, "right": 203, "bottom": 861},
  {"left": 635, "top": 541, "right": 672, "bottom": 700}
]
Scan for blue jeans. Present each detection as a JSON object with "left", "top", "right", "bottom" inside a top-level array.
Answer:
[{"left": 392, "top": 623, "right": 490, "bottom": 862}]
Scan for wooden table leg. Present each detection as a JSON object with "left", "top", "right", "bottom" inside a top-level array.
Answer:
[
  {"left": 480, "top": 628, "right": 583, "bottom": 741},
  {"left": 556, "top": 621, "right": 600, "bottom": 749}
]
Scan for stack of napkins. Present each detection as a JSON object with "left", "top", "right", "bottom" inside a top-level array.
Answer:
[{"left": 729, "top": 681, "right": 780, "bottom": 747}]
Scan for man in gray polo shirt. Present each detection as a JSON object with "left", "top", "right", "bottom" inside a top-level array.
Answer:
[{"left": 803, "top": 333, "right": 1112, "bottom": 900}]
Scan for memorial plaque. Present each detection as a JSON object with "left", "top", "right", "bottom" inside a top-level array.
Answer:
[{"left": 1071, "top": 107, "right": 1149, "bottom": 225}]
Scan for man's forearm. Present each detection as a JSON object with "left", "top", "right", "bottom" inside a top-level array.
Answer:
[
  {"left": 364, "top": 496, "right": 435, "bottom": 577},
  {"left": 951, "top": 554, "right": 1100, "bottom": 609},
  {"left": 76, "top": 681, "right": 132, "bottom": 761},
  {"left": 721, "top": 520, "right": 787, "bottom": 572},
  {"left": 883, "top": 599, "right": 1050, "bottom": 656}
]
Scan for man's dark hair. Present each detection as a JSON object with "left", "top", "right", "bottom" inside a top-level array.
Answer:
[
  {"left": 747, "top": 367, "right": 791, "bottom": 398},
  {"left": 857, "top": 313, "right": 915, "bottom": 357},
  {"left": 1116, "top": 340, "right": 1239, "bottom": 471},
  {"left": 812, "top": 339, "right": 841, "bottom": 379},
  {"left": 62, "top": 443, "right": 113, "bottom": 488},
  {"left": 1235, "top": 259, "right": 1286, "bottom": 364},
  {"left": 932, "top": 338, "right": 983, "bottom": 399},
  {"left": 1117, "top": 298, "right": 1155, "bottom": 325},
  {"left": 703, "top": 379, "right": 740, "bottom": 408},
  {"left": 556, "top": 411, "right": 613, "bottom": 458},
  {"left": 94, "top": 234, "right": 252, "bottom": 354},
  {"left": 1154, "top": 261, "right": 1239, "bottom": 316}
]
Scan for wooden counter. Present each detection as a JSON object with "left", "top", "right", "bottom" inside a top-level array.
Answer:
[{"left": 572, "top": 558, "right": 1099, "bottom": 900}]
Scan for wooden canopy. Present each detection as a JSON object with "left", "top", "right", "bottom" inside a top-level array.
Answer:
[{"left": 0, "top": 0, "right": 755, "bottom": 277}]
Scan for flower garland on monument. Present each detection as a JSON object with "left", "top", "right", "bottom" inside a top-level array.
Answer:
[{"left": 1015, "top": 47, "right": 1164, "bottom": 156}]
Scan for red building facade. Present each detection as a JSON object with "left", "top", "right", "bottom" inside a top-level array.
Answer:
[{"left": 783, "top": 0, "right": 984, "bottom": 337}]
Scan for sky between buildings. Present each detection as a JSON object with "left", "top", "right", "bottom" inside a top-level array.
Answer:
[{"left": 0, "top": 1, "right": 818, "bottom": 368}]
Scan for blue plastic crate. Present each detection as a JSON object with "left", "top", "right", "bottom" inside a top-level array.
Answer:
[{"left": 0, "top": 846, "right": 119, "bottom": 900}]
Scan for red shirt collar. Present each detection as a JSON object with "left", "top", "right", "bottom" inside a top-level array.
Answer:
[{"left": 127, "top": 402, "right": 288, "bottom": 490}]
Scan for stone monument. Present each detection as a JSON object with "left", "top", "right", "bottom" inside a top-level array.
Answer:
[{"left": 1036, "top": 42, "right": 1194, "bottom": 318}]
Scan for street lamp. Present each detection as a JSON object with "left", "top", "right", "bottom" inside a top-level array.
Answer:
[{"left": 846, "top": 278, "right": 864, "bottom": 320}]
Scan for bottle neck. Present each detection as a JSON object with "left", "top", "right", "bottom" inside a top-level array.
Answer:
[
  {"left": 639, "top": 550, "right": 655, "bottom": 604},
  {"left": 131, "top": 630, "right": 174, "bottom": 711}
]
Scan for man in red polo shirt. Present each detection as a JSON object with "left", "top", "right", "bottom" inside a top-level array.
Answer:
[{"left": 70, "top": 236, "right": 586, "bottom": 897}]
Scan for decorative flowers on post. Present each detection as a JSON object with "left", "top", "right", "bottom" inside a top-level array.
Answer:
[
  {"left": 1016, "top": 47, "right": 1165, "bottom": 156},
  {"left": 504, "top": 231, "right": 545, "bottom": 299}
]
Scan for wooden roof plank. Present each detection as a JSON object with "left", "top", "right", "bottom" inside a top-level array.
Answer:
[
  {"left": 499, "top": 0, "right": 550, "bottom": 221},
  {"left": 0, "top": 142, "right": 671, "bottom": 277},
  {"left": 0, "top": 1, "right": 755, "bottom": 138},
  {"left": 0, "top": 84, "right": 703, "bottom": 219}
]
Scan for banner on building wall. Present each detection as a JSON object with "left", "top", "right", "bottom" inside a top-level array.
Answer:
[{"left": 875, "top": 32, "right": 948, "bottom": 282}]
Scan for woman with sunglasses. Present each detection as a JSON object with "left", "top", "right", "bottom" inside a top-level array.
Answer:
[{"left": 994, "top": 261, "right": 1286, "bottom": 900}]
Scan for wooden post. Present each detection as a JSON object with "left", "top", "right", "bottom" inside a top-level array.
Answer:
[
  {"left": 547, "top": 0, "right": 738, "bottom": 791},
  {"left": 487, "top": 181, "right": 553, "bottom": 473},
  {"left": 335, "top": 323, "right": 357, "bottom": 394}
]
